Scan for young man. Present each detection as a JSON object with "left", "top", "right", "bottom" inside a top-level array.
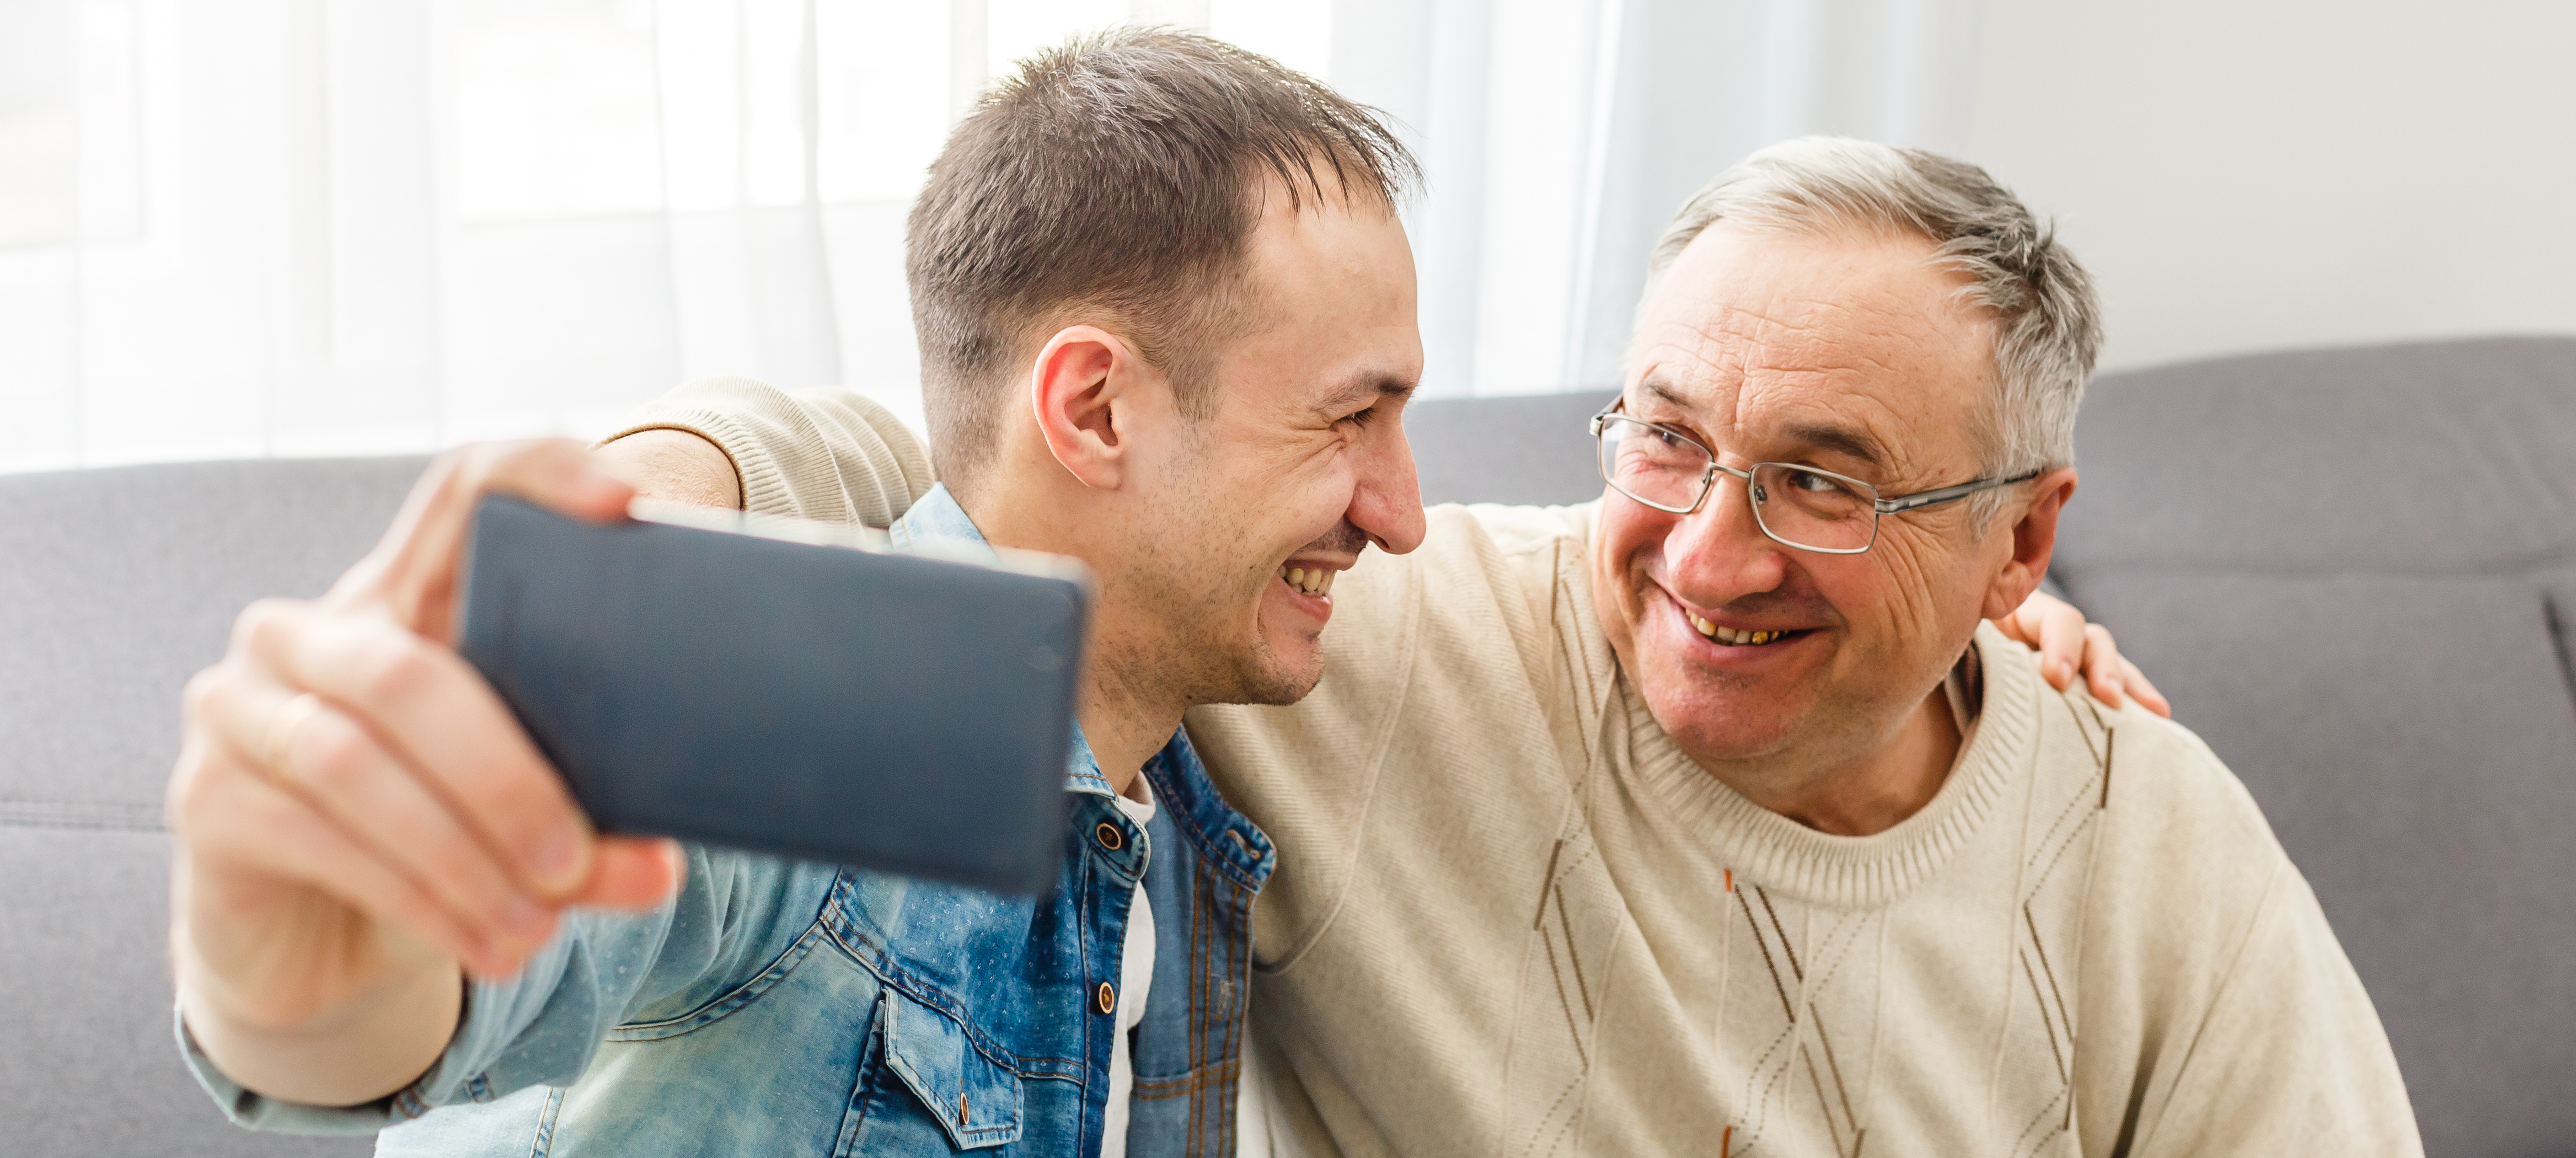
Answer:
[{"left": 171, "top": 30, "right": 1424, "bottom": 1156}]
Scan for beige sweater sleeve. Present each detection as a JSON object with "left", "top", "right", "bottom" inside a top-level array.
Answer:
[
  {"left": 2124, "top": 862, "right": 2423, "bottom": 1156},
  {"left": 601, "top": 377, "right": 935, "bottom": 525}
]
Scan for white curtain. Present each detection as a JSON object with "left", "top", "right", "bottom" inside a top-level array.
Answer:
[{"left": 0, "top": 0, "right": 1974, "bottom": 474}]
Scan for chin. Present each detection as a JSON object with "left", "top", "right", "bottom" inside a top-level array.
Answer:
[
  {"left": 1245, "top": 641, "right": 1325, "bottom": 706},
  {"left": 1201, "top": 625, "right": 1322, "bottom": 709},
  {"left": 1633, "top": 645, "right": 1813, "bottom": 762}
]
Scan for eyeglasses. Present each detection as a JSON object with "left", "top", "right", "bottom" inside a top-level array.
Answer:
[{"left": 1589, "top": 399, "right": 2039, "bottom": 555}]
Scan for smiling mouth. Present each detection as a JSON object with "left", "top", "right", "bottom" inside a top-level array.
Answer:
[
  {"left": 1278, "top": 565, "right": 1337, "bottom": 597},
  {"left": 1683, "top": 609, "right": 1800, "bottom": 647}
]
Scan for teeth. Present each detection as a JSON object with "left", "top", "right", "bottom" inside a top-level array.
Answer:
[
  {"left": 1686, "top": 610, "right": 1788, "bottom": 646},
  {"left": 1278, "top": 565, "right": 1336, "bottom": 597}
]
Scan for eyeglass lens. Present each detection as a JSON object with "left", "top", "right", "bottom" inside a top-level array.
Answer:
[{"left": 1597, "top": 416, "right": 1878, "bottom": 552}]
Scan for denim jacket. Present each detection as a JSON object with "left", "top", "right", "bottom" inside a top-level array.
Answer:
[{"left": 183, "top": 485, "right": 1275, "bottom": 1157}]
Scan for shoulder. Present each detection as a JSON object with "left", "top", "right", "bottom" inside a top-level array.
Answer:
[
  {"left": 2076, "top": 683, "right": 2286, "bottom": 885},
  {"left": 1187, "top": 502, "right": 1598, "bottom": 963},
  {"left": 1429, "top": 501, "right": 1597, "bottom": 593},
  {"left": 1997, "top": 638, "right": 2322, "bottom": 1025},
  {"left": 1343, "top": 500, "right": 1595, "bottom": 649},
  {"left": 2002, "top": 651, "right": 2419, "bottom": 1151},
  {"left": 1981, "top": 628, "right": 2284, "bottom": 878}
]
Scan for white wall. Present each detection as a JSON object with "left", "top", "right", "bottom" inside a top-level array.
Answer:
[
  {"left": 1963, "top": 0, "right": 2576, "bottom": 373},
  {"left": 3, "top": 1, "right": 2566, "bottom": 473},
  {"left": 1554, "top": 0, "right": 2576, "bottom": 389}
]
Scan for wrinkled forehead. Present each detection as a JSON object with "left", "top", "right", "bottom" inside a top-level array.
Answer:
[{"left": 1625, "top": 223, "right": 1997, "bottom": 476}]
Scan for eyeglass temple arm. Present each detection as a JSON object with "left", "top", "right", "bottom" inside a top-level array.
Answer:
[{"left": 1872, "top": 469, "right": 2044, "bottom": 515}]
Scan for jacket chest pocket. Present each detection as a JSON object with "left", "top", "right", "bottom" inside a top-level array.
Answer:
[{"left": 877, "top": 987, "right": 1024, "bottom": 1150}]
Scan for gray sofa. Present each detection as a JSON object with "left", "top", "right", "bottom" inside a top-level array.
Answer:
[{"left": 4, "top": 335, "right": 2569, "bottom": 1155}]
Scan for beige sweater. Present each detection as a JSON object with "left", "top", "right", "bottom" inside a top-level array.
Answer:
[{"left": 635, "top": 381, "right": 2422, "bottom": 1157}]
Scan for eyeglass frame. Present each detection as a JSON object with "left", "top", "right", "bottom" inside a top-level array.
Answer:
[{"left": 1587, "top": 398, "right": 2042, "bottom": 555}]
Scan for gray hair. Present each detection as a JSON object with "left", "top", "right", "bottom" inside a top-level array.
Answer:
[{"left": 1642, "top": 136, "right": 2102, "bottom": 521}]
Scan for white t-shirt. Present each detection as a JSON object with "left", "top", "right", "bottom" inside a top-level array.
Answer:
[
  {"left": 1233, "top": 1018, "right": 1304, "bottom": 1157},
  {"left": 1097, "top": 780, "right": 1158, "bottom": 1158}
]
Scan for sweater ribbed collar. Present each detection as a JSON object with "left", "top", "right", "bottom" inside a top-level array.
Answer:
[{"left": 1619, "top": 623, "right": 2042, "bottom": 910}]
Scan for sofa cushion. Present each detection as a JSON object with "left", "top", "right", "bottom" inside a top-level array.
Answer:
[
  {"left": 0, "top": 825, "right": 369, "bottom": 1155},
  {"left": 0, "top": 457, "right": 421, "bottom": 1148}
]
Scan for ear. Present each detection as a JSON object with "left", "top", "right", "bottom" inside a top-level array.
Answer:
[
  {"left": 1979, "top": 467, "right": 2079, "bottom": 621},
  {"left": 1028, "top": 325, "right": 1163, "bottom": 491}
]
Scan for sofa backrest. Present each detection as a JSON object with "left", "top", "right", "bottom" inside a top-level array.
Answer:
[{"left": 0, "top": 457, "right": 425, "bottom": 1156}]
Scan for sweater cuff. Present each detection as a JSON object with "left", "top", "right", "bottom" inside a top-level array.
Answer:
[
  {"left": 597, "top": 377, "right": 934, "bottom": 527},
  {"left": 597, "top": 404, "right": 792, "bottom": 517}
]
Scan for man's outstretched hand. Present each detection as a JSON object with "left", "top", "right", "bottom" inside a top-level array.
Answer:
[
  {"left": 1993, "top": 588, "right": 2172, "bottom": 717},
  {"left": 168, "top": 442, "right": 685, "bottom": 1108}
]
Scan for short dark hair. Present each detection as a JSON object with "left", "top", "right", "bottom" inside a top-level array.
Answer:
[{"left": 906, "top": 27, "right": 1419, "bottom": 493}]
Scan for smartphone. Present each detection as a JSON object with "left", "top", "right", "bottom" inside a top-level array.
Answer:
[{"left": 454, "top": 495, "right": 1088, "bottom": 896}]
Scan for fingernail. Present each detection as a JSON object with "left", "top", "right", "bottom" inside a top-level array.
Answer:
[{"left": 530, "top": 830, "right": 582, "bottom": 890}]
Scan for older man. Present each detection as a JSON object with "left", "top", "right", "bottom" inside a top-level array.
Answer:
[{"left": 641, "top": 138, "right": 2418, "bottom": 1155}]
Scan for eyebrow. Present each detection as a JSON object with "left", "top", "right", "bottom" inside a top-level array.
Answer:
[
  {"left": 1636, "top": 374, "right": 1888, "bottom": 470},
  {"left": 1319, "top": 374, "right": 1416, "bottom": 414},
  {"left": 1780, "top": 421, "right": 1886, "bottom": 469}
]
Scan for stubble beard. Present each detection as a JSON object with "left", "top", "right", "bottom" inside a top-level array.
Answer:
[
  {"left": 1111, "top": 508, "right": 1319, "bottom": 713},
  {"left": 1123, "top": 564, "right": 1317, "bottom": 710}
]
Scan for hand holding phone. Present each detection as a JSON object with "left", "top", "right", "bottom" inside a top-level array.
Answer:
[
  {"left": 167, "top": 442, "right": 682, "bottom": 1106},
  {"left": 456, "top": 495, "right": 1089, "bottom": 896}
]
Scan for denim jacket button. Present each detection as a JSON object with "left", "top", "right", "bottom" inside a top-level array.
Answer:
[
  {"left": 1094, "top": 821, "right": 1124, "bottom": 852},
  {"left": 1095, "top": 982, "right": 1117, "bottom": 1015}
]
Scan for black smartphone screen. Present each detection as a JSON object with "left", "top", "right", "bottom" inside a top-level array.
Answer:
[{"left": 455, "top": 496, "right": 1086, "bottom": 896}]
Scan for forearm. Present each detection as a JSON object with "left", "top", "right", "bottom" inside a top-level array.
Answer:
[{"left": 176, "top": 932, "right": 460, "bottom": 1109}]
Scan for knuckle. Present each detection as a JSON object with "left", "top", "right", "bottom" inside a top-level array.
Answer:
[
  {"left": 231, "top": 598, "right": 304, "bottom": 655},
  {"left": 348, "top": 635, "right": 438, "bottom": 706},
  {"left": 297, "top": 722, "right": 376, "bottom": 795},
  {"left": 179, "top": 666, "right": 229, "bottom": 721}
]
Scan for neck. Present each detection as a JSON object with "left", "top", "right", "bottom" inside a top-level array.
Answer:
[
  {"left": 1707, "top": 682, "right": 1964, "bottom": 837},
  {"left": 1078, "top": 641, "right": 1188, "bottom": 798},
  {"left": 955, "top": 475, "right": 1174, "bottom": 797}
]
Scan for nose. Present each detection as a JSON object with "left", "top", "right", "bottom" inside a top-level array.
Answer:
[
  {"left": 1350, "top": 419, "right": 1427, "bottom": 556},
  {"left": 1663, "top": 471, "right": 1789, "bottom": 602}
]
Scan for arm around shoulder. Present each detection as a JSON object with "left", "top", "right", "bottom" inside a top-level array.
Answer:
[{"left": 600, "top": 378, "right": 935, "bottom": 524}]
